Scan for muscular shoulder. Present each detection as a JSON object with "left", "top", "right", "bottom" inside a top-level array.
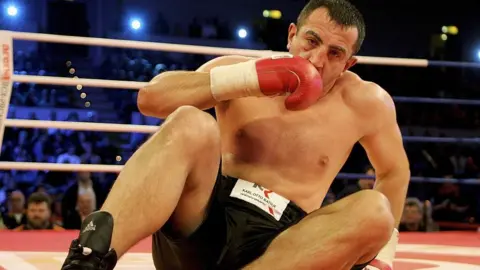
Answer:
[
  {"left": 340, "top": 72, "right": 396, "bottom": 129},
  {"left": 196, "top": 55, "right": 255, "bottom": 72}
]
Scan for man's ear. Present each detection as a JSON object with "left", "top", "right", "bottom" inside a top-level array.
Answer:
[
  {"left": 287, "top": 23, "right": 297, "bottom": 50},
  {"left": 344, "top": 56, "right": 358, "bottom": 71}
]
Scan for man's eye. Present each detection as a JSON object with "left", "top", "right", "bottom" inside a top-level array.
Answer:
[{"left": 330, "top": 51, "right": 340, "bottom": 57}]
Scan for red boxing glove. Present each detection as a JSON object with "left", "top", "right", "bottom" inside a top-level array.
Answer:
[
  {"left": 210, "top": 55, "right": 324, "bottom": 110},
  {"left": 255, "top": 55, "right": 324, "bottom": 110}
]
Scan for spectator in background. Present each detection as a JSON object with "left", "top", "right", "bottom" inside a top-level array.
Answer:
[
  {"left": 0, "top": 172, "right": 13, "bottom": 204},
  {"left": 63, "top": 190, "right": 96, "bottom": 230},
  {"left": 399, "top": 198, "right": 438, "bottom": 232},
  {"left": 62, "top": 172, "right": 105, "bottom": 229},
  {"left": 57, "top": 145, "right": 81, "bottom": 164},
  {"left": 80, "top": 142, "right": 101, "bottom": 164},
  {"left": 0, "top": 215, "right": 5, "bottom": 230},
  {"left": 337, "top": 165, "right": 375, "bottom": 199},
  {"left": 432, "top": 182, "right": 472, "bottom": 222},
  {"left": 322, "top": 191, "right": 336, "bottom": 207},
  {"left": 37, "top": 88, "right": 54, "bottom": 107},
  {"left": 13, "top": 192, "right": 64, "bottom": 231},
  {"left": 2, "top": 190, "right": 27, "bottom": 229},
  {"left": 96, "top": 137, "right": 119, "bottom": 164}
]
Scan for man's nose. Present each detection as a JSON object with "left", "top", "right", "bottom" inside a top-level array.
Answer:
[{"left": 308, "top": 54, "right": 327, "bottom": 71}]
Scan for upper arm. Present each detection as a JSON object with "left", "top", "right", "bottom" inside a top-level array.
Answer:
[
  {"left": 358, "top": 86, "right": 409, "bottom": 177},
  {"left": 196, "top": 55, "right": 255, "bottom": 72}
]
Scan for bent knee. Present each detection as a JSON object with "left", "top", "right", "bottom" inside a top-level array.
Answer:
[
  {"left": 163, "top": 106, "right": 220, "bottom": 147},
  {"left": 354, "top": 190, "right": 394, "bottom": 242}
]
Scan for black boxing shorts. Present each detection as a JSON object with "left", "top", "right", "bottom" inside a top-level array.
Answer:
[{"left": 152, "top": 173, "right": 372, "bottom": 270}]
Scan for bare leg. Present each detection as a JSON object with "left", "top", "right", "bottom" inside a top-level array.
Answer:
[
  {"left": 244, "top": 190, "right": 394, "bottom": 270},
  {"left": 100, "top": 106, "right": 221, "bottom": 257}
]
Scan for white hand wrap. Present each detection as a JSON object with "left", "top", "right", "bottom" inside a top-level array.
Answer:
[
  {"left": 366, "top": 228, "right": 398, "bottom": 270},
  {"left": 209, "top": 60, "right": 262, "bottom": 101}
]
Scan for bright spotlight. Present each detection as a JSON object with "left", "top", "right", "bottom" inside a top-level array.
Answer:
[
  {"left": 238, "top": 28, "right": 247, "bottom": 39},
  {"left": 477, "top": 50, "right": 480, "bottom": 61},
  {"left": 130, "top": 19, "right": 141, "bottom": 30},
  {"left": 6, "top": 5, "right": 17, "bottom": 17}
]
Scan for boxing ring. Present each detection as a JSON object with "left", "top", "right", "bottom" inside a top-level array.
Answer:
[{"left": 0, "top": 30, "right": 479, "bottom": 269}]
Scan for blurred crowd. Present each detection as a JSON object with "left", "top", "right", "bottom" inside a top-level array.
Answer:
[
  {"left": 9, "top": 50, "right": 77, "bottom": 108},
  {"left": 1, "top": 28, "right": 480, "bottom": 232}
]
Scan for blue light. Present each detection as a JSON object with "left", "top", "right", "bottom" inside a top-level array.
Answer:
[
  {"left": 6, "top": 5, "right": 17, "bottom": 17},
  {"left": 237, "top": 28, "right": 247, "bottom": 39},
  {"left": 130, "top": 19, "right": 141, "bottom": 30},
  {"left": 477, "top": 50, "right": 480, "bottom": 61}
]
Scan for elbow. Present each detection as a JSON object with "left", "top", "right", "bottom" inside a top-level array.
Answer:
[
  {"left": 137, "top": 72, "right": 171, "bottom": 117},
  {"left": 137, "top": 87, "right": 154, "bottom": 115},
  {"left": 137, "top": 87, "right": 168, "bottom": 118}
]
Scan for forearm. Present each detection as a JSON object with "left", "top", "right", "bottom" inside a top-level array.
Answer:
[
  {"left": 137, "top": 71, "right": 218, "bottom": 118},
  {"left": 137, "top": 55, "right": 257, "bottom": 118},
  {"left": 374, "top": 169, "right": 410, "bottom": 227}
]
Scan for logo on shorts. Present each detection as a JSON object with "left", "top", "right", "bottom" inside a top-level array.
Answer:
[
  {"left": 230, "top": 179, "right": 290, "bottom": 221},
  {"left": 253, "top": 184, "right": 275, "bottom": 215}
]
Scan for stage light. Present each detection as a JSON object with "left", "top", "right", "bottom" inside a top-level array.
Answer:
[
  {"left": 447, "top": 26, "right": 458, "bottom": 35},
  {"left": 441, "top": 25, "right": 458, "bottom": 35},
  {"left": 238, "top": 28, "right": 248, "bottom": 39},
  {"left": 262, "top": 10, "right": 282, "bottom": 19},
  {"left": 130, "top": 19, "right": 142, "bottom": 30},
  {"left": 6, "top": 5, "right": 17, "bottom": 17},
  {"left": 269, "top": 10, "right": 282, "bottom": 19}
]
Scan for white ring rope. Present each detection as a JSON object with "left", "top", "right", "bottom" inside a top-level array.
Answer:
[
  {"left": 12, "top": 31, "right": 274, "bottom": 57},
  {"left": 13, "top": 74, "right": 146, "bottom": 89},
  {"left": 0, "top": 162, "right": 122, "bottom": 172},
  {"left": 5, "top": 119, "right": 158, "bottom": 133},
  {"left": 9, "top": 31, "right": 429, "bottom": 67}
]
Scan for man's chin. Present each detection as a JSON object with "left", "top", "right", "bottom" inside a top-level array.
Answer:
[{"left": 29, "top": 221, "right": 47, "bottom": 229}]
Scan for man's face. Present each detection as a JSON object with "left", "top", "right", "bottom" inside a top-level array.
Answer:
[
  {"left": 287, "top": 8, "right": 359, "bottom": 91},
  {"left": 77, "top": 194, "right": 94, "bottom": 216},
  {"left": 26, "top": 202, "right": 51, "bottom": 229},
  {"left": 358, "top": 168, "right": 375, "bottom": 189},
  {"left": 403, "top": 205, "right": 422, "bottom": 224},
  {"left": 9, "top": 191, "right": 24, "bottom": 212}
]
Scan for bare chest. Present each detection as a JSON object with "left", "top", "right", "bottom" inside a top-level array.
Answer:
[{"left": 218, "top": 94, "right": 362, "bottom": 168}]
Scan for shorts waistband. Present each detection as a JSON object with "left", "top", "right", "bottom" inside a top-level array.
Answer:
[{"left": 220, "top": 175, "right": 307, "bottom": 225}]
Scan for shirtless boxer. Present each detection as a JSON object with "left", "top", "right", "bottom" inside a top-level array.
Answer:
[{"left": 61, "top": 0, "right": 410, "bottom": 269}]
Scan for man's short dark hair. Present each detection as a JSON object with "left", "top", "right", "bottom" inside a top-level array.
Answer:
[
  {"left": 28, "top": 192, "right": 51, "bottom": 206},
  {"left": 297, "top": 0, "right": 366, "bottom": 54}
]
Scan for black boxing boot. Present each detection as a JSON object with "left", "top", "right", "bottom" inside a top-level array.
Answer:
[{"left": 61, "top": 211, "right": 118, "bottom": 270}]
